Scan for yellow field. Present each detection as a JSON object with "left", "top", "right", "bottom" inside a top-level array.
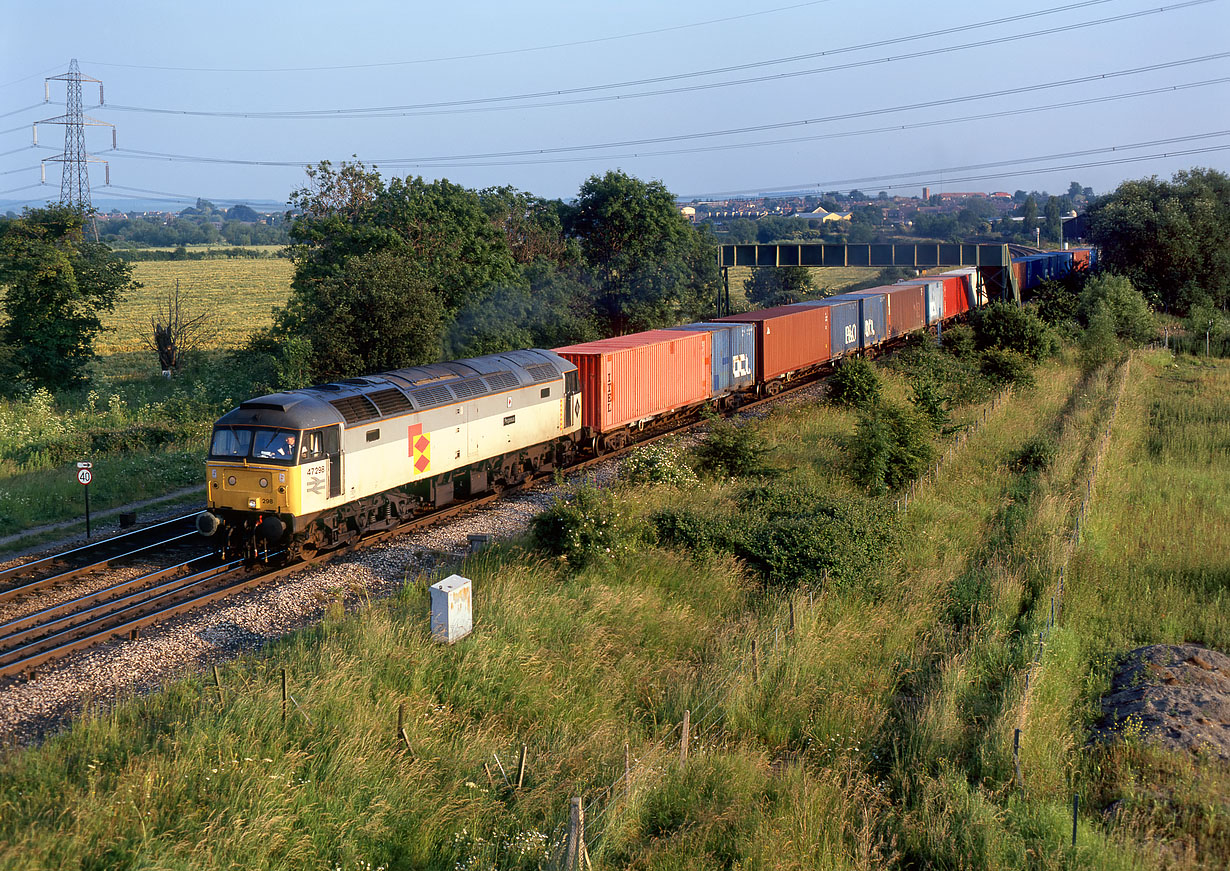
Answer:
[
  {"left": 100, "top": 258, "right": 294, "bottom": 353},
  {"left": 725, "top": 265, "right": 883, "bottom": 307}
]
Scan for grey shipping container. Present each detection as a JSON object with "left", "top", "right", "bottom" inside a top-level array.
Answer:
[
  {"left": 665, "top": 322, "right": 756, "bottom": 394},
  {"left": 793, "top": 297, "right": 861, "bottom": 356}
]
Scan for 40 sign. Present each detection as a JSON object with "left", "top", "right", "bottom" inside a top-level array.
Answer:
[{"left": 75, "top": 462, "right": 94, "bottom": 538}]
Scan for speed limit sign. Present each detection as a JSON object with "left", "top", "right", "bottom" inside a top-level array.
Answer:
[{"left": 77, "top": 468, "right": 93, "bottom": 485}]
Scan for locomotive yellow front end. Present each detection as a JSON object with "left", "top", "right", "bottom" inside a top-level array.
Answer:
[{"left": 196, "top": 394, "right": 346, "bottom": 554}]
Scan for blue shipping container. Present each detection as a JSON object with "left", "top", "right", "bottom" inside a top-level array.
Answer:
[
  {"left": 792, "top": 297, "right": 861, "bottom": 356},
  {"left": 837, "top": 291, "right": 889, "bottom": 346},
  {"left": 665, "top": 322, "right": 756, "bottom": 394}
]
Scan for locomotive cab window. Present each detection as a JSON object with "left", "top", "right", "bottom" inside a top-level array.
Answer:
[
  {"left": 300, "top": 429, "right": 327, "bottom": 462},
  {"left": 252, "top": 429, "right": 301, "bottom": 464},
  {"left": 210, "top": 427, "right": 252, "bottom": 458},
  {"left": 208, "top": 427, "right": 301, "bottom": 465}
]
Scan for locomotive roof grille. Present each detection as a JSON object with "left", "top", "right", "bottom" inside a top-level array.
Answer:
[
  {"left": 450, "top": 378, "right": 487, "bottom": 400},
  {"left": 367, "top": 387, "right": 413, "bottom": 416},
  {"left": 484, "top": 371, "right": 521, "bottom": 391},
  {"left": 328, "top": 394, "right": 381, "bottom": 424},
  {"left": 524, "top": 363, "right": 557, "bottom": 383},
  {"left": 410, "top": 384, "right": 455, "bottom": 409}
]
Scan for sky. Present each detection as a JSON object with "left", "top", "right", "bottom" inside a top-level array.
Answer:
[{"left": 2, "top": 0, "right": 1229, "bottom": 211}]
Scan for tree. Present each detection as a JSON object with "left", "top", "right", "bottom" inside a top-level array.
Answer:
[
  {"left": 744, "top": 266, "right": 814, "bottom": 308},
  {"left": 271, "top": 249, "right": 445, "bottom": 381},
  {"left": 565, "top": 170, "right": 718, "bottom": 333},
  {"left": 1020, "top": 196, "right": 1039, "bottom": 239},
  {"left": 1068, "top": 181, "right": 1085, "bottom": 201},
  {"left": 1077, "top": 273, "right": 1154, "bottom": 345},
  {"left": 146, "top": 280, "right": 217, "bottom": 373},
  {"left": 1087, "top": 168, "right": 1230, "bottom": 313},
  {"left": 0, "top": 205, "right": 136, "bottom": 391},
  {"left": 289, "top": 161, "right": 518, "bottom": 315},
  {"left": 1044, "top": 196, "right": 1063, "bottom": 243}
]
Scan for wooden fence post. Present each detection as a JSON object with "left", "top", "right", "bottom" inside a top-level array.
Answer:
[
  {"left": 280, "top": 667, "right": 287, "bottom": 724},
  {"left": 566, "top": 796, "right": 591, "bottom": 870},
  {"left": 516, "top": 744, "right": 527, "bottom": 791},
  {"left": 679, "top": 710, "right": 690, "bottom": 765}
]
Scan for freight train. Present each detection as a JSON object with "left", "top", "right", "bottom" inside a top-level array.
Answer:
[{"left": 197, "top": 250, "right": 1092, "bottom": 556}]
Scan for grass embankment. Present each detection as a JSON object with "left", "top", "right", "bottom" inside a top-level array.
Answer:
[{"left": 0, "top": 351, "right": 1224, "bottom": 868}]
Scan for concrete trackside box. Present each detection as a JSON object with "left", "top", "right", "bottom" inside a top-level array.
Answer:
[
  {"left": 714, "top": 303, "right": 831, "bottom": 382},
  {"left": 555, "top": 330, "right": 712, "bottom": 433}
]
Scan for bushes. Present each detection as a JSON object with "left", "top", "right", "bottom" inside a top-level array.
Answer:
[
  {"left": 1008, "top": 434, "right": 1057, "bottom": 475},
  {"left": 1078, "top": 273, "right": 1154, "bottom": 344},
  {"left": 733, "top": 481, "right": 898, "bottom": 592},
  {"left": 690, "top": 418, "right": 771, "bottom": 478},
  {"left": 530, "top": 481, "right": 635, "bottom": 569},
  {"left": 651, "top": 481, "right": 898, "bottom": 593},
  {"left": 827, "top": 356, "right": 882, "bottom": 408},
  {"left": 970, "top": 301, "right": 1058, "bottom": 361},
  {"left": 850, "top": 401, "right": 938, "bottom": 492}
]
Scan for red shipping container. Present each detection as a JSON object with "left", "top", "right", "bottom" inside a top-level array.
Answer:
[
  {"left": 858, "top": 283, "right": 926, "bottom": 338},
  {"left": 929, "top": 273, "right": 969, "bottom": 318},
  {"left": 1071, "top": 248, "right": 1091, "bottom": 270},
  {"left": 715, "top": 304, "right": 831, "bottom": 382},
  {"left": 555, "top": 330, "right": 712, "bottom": 433}
]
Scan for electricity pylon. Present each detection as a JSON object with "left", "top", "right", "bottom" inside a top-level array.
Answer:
[{"left": 34, "top": 59, "right": 115, "bottom": 211}]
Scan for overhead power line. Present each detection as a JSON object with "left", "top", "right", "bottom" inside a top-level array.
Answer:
[
  {"left": 99, "top": 0, "right": 1211, "bottom": 120},
  {"left": 82, "top": 0, "right": 842, "bottom": 72},
  {"left": 678, "top": 129, "right": 1230, "bottom": 197},
  {"left": 100, "top": 56, "right": 1230, "bottom": 169}
]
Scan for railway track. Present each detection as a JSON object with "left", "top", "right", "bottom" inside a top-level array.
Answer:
[{"left": 0, "top": 366, "right": 835, "bottom": 683}]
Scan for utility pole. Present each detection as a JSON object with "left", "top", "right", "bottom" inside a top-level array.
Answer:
[{"left": 35, "top": 59, "right": 114, "bottom": 234}]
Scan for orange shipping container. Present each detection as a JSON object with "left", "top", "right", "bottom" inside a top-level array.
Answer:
[{"left": 555, "top": 330, "right": 712, "bottom": 433}]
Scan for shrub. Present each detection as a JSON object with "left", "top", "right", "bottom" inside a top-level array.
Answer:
[
  {"left": 970, "top": 301, "right": 1057, "bottom": 361},
  {"left": 530, "top": 481, "right": 633, "bottom": 569},
  {"left": 691, "top": 419, "right": 771, "bottom": 478},
  {"left": 979, "top": 348, "right": 1036, "bottom": 388},
  {"left": 1080, "top": 301, "right": 1122, "bottom": 372},
  {"left": 909, "top": 377, "right": 950, "bottom": 431},
  {"left": 620, "top": 443, "right": 697, "bottom": 486},
  {"left": 827, "top": 356, "right": 882, "bottom": 408},
  {"left": 850, "top": 400, "right": 937, "bottom": 492},
  {"left": 651, "top": 505, "right": 733, "bottom": 555},
  {"left": 939, "top": 322, "right": 977, "bottom": 357},
  {"left": 1008, "top": 434, "right": 1057, "bottom": 474},
  {"left": 733, "top": 481, "right": 899, "bottom": 592},
  {"left": 1078, "top": 273, "right": 1154, "bottom": 344}
]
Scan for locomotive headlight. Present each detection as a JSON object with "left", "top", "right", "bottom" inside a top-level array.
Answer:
[
  {"left": 259, "top": 477, "right": 269, "bottom": 488},
  {"left": 227, "top": 475, "right": 237, "bottom": 486}
]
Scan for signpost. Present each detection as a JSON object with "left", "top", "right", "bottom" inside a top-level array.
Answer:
[{"left": 77, "top": 462, "right": 93, "bottom": 538}]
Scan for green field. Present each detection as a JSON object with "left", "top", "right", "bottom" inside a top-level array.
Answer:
[{"left": 99, "top": 258, "right": 294, "bottom": 354}]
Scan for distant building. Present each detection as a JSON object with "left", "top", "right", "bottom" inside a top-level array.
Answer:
[{"left": 679, "top": 205, "right": 697, "bottom": 222}]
